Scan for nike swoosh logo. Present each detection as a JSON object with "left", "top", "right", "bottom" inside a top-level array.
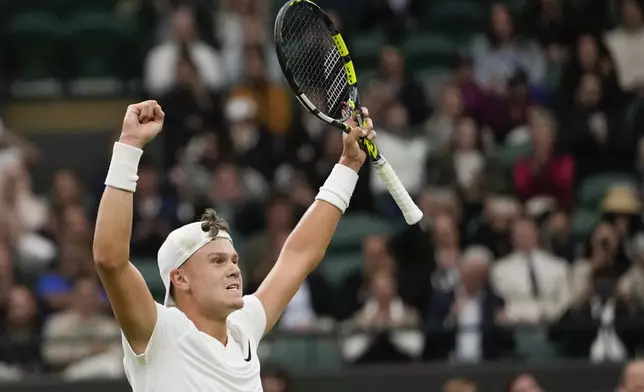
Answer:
[{"left": 244, "top": 340, "right": 252, "bottom": 362}]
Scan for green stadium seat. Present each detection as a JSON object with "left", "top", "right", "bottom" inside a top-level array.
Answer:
[
  {"left": 514, "top": 327, "right": 557, "bottom": 362},
  {"left": 350, "top": 31, "right": 387, "bottom": 69},
  {"left": 132, "top": 258, "right": 165, "bottom": 302},
  {"left": 424, "top": 1, "right": 486, "bottom": 45},
  {"left": 263, "top": 337, "right": 343, "bottom": 370},
  {"left": 355, "top": 69, "right": 379, "bottom": 86},
  {"left": 416, "top": 67, "right": 453, "bottom": 102},
  {"left": 545, "top": 60, "right": 565, "bottom": 93},
  {"left": 625, "top": 98, "right": 644, "bottom": 134},
  {"left": 64, "top": 11, "right": 132, "bottom": 95},
  {"left": 320, "top": 252, "right": 363, "bottom": 287},
  {"left": 571, "top": 209, "right": 600, "bottom": 240},
  {"left": 498, "top": 142, "right": 531, "bottom": 170},
  {"left": 578, "top": 172, "right": 639, "bottom": 209},
  {"left": 6, "top": 12, "right": 64, "bottom": 81},
  {"left": 328, "top": 213, "right": 392, "bottom": 253},
  {"left": 64, "top": 11, "right": 127, "bottom": 77},
  {"left": 402, "top": 33, "right": 460, "bottom": 71},
  {"left": 505, "top": 0, "right": 530, "bottom": 13},
  {"left": 6, "top": 0, "right": 68, "bottom": 18}
]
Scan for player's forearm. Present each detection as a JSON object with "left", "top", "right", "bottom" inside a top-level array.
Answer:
[
  {"left": 281, "top": 201, "right": 342, "bottom": 273},
  {"left": 93, "top": 141, "right": 143, "bottom": 270},
  {"left": 281, "top": 158, "right": 360, "bottom": 273},
  {"left": 93, "top": 187, "right": 134, "bottom": 270}
]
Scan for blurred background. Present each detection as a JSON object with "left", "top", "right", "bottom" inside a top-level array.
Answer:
[{"left": 1, "top": 0, "right": 644, "bottom": 391}]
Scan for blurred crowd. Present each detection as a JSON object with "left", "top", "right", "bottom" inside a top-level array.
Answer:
[{"left": 1, "top": 0, "right": 644, "bottom": 382}]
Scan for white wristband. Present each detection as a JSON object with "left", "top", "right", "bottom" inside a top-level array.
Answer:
[
  {"left": 315, "top": 164, "right": 359, "bottom": 213},
  {"left": 105, "top": 142, "right": 143, "bottom": 193}
]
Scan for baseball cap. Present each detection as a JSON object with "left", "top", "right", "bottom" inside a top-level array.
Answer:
[{"left": 157, "top": 222, "right": 233, "bottom": 307}]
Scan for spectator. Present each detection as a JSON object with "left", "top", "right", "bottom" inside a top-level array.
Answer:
[
  {"left": 50, "top": 169, "right": 86, "bottom": 214},
  {"left": 451, "top": 57, "right": 489, "bottom": 126},
  {"left": 601, "top": 186, "right": 642, "bottom": 253},
  {"left": 604, "top": 0, "right": 644, "bottom": 93},
  {"left": 426, "top": 115, "right": 508, "bottom": 205},
  {"left": 361, "top": 0, "right": 427, "bottom": 38},
  {"left": 393, "top": 190, "right": 465, "bottom": 312},
  {"left": 430, "top": 213, "right": 463, "bottom": 293},
  {"left": 342, "top": 269, "right": 423, "bottom": 364},
  {"left": 513, "top": 110, "right": 575, "bottom": 210},
  {"left": 225, "top": 96, "right": 283, "bottom": 182},
  {"left": 144, "top": 7, "right": 226, "bottom": 96},
  {"left": 0, "top": 243, "right": 16, "bottom": 317},
  {"left": 42, "top": 276, "right": 121, "bottom": 378},
  {"left": 371, "top": 103, "right": 428, "bottom": 220},
  {"left": 242, "top": 195, "right": 296, "bottom": 281},
  {"left": 559, "top": 34, "right": 621, "bottom": 112},
  {"left": 245, "top": 230, "right": 290, "bottom": 295},
  {"left": 425, "top": 84, "right": 465, "bottom": 154},
  {"left": 564, "top": 73, "right": 632, "bottom": 182},
  {"left": 618, "top": 359, "right": 644, "bottom": 392},
  {"left": 525, "top": 0, "right": 575, "bottom": 61},
  {"left": 168, "top": 131, "right": 225, "bottom": 211},
  {"left": 229, "top": 46, "right": 293, "bottom": 136},
  {"left": 425, "top": 248, "right": 514, "bottom": 362},
  {"left": 443, "top": 378, "right": 477, "bottom": 392},
  {"left": 36, "top": 241, "right": 95, "bottom": 313},
  {"left": 507, "top": 373, "right": 545, "bottom": 392},
  {"left": 564, "top": 266, "right": 636, "bottom": 361},
  {"left": 491, "top": 216, "right": 571, "bottom": 325},
  {"left": 245, "top": 230, "right": 334, "bottom": 331},
  {"left": 471, "top": 3, "right": 546, "bottom": 90},
  {"left": 0, "top": 286, "right": 42, "bottom": 377},
  {"left": 56, "top": 205, "right": 93, "bottom": 246},
  {"left": 218, "top": 9, "right": 282, "bottom": 85},
  {"left": 542, "top": 209, "right": 577, "bottom": 263},
  {"left": 194, "top": 162, "right": 267, "bottom": 235},
  {"left": 494, "top": 70, "right": 540, "bottom": 143},
  {"left": 159, "top": 46, "right": 226, "bottom": 169},
  {"left": 339, "top": 235, "right": 397, "bottom": 319},
  {"left": 260, "top": 363, "right": 293, "bottom": 392},
  {"left": 0, "top": 164, "right": 54, "bottom": 273},
  {"left": 131, "top": 162, "right": 177, "bottom": 258},
  {"left": 371, "top": 46, "right": 430, "bottom": 126},
  {"left": 617, "top": 233, "right": 644, "bottom": 310},
  {"left": 571, "top": 222, "right": 630, "bottom": 307},
  {"left": 473, "top": 196, "right": 521, "bottom": 259}
]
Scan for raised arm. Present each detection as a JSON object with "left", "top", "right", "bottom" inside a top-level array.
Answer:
[
  {"left": 255, "top": 109, "right": 375, "bottom": 333},
  {"left": 93, "top": 100, "right": 165, "bottom": 354}
]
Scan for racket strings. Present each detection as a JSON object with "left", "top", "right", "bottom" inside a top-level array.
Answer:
[{"left": 279, "top": 5, "right": 350, "bottom": 118}]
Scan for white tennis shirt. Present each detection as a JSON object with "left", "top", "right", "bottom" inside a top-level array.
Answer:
[{"left": 122, "top": 295, "right": 266, "bottom": 392}]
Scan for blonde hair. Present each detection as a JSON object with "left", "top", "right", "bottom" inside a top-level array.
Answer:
[{"left": 443, "top": 378, "right": 477, "bottom": 392}]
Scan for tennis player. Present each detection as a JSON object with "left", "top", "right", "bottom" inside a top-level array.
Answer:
[{"left": 93, "top": 100, "right": 375, "bottom": 391}]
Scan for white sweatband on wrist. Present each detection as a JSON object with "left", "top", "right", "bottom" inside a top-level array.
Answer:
[
  {"left": 104, "top": 142, "right": 143, "bottom": 193},
  {"left": 315, "top": 164, "right": 359, "bottom": 213}
]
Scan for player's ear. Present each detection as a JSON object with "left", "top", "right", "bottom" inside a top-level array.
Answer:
[{"left": 170, "top": 269, "right": 189, "bottom": 293}]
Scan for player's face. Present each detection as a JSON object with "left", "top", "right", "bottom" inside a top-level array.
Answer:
[{"left": 181, "top": 239, "right": 244, "bottom": 319}]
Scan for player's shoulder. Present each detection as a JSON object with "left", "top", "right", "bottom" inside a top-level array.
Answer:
[
  {"left": 226, "top": 295, "right": 266, "bottom": 345},
  {"left": 154, "top": 302, "right": 194, "bottom": 332}
]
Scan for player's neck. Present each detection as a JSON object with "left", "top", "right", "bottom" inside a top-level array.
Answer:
[{"left": 183, "top": 306, "right": 229, "bottom": 345}]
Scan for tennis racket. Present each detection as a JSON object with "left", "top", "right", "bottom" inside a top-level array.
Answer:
[{"left": 274, "top": 0, "right": 424, "bottom": 225}]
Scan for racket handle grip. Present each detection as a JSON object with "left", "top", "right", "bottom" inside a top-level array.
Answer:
[{"left": 372, "top": 157, "right": 424, "bottom": 225}]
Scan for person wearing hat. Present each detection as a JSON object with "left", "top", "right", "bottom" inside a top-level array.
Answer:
[
  {"left": 92, "top": 100, "right": 378, "bottom": 392},
  {"left": 602, "top": 185, "right": 642, "bottom": 259}
]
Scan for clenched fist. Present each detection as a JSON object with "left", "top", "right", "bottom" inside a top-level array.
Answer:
[{"left": 119, "top": 100, "right": 165, "bottom": 149}]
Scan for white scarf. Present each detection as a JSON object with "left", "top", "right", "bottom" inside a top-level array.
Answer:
[{"left": 589, "top": 297, "right": 627, "bottom": 362}]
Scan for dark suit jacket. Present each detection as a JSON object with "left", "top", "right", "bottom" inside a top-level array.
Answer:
[{"left": 423, "top": 288, "right": 515, "bottom": 361}]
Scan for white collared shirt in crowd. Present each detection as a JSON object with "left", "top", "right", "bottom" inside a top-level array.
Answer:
[{"left": 491, "top": 249, "right": 571, "bottom": 324}]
